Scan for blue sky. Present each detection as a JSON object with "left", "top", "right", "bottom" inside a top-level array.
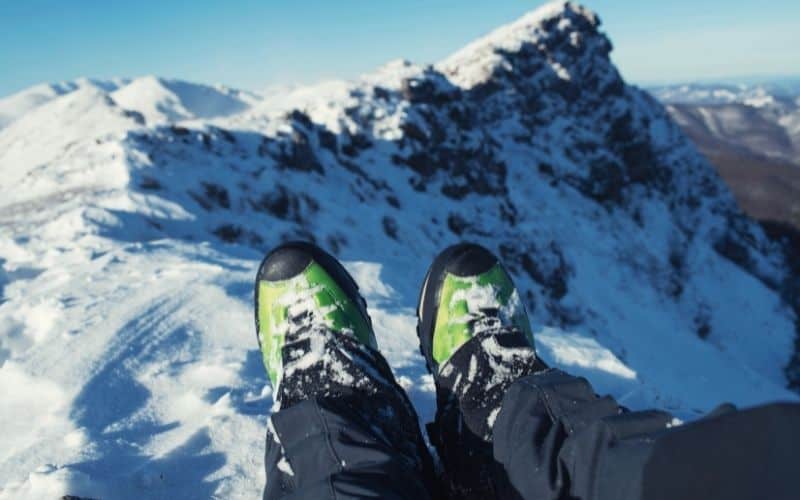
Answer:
[{"left": 1, "top": 0, "right": 798, "bottom": 97}]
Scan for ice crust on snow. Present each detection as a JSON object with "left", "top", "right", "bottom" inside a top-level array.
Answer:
[{"left": 1, "top": 1, "right": 799, "bottom": 498}]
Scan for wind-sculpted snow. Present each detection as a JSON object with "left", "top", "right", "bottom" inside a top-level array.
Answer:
[{"left": 1, "top": 2, "right": 799, "bottom": 498}]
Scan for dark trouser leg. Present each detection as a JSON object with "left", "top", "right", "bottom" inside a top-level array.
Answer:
[
  {"left": 264, "top": 394, "right": 434, "bottom": 499},
  {"left": 427, "top": 328, "right": 548, "bottom": 498},
  {"left": 492, "top": 369, "right": 800, "bottom": 500},
  {"left": 263, "top": 327, "right": 436, "bottom": 499}
]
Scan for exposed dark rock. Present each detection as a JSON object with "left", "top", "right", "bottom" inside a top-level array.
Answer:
[
  {"left": 400, "top": 68, "right": 461, "bottom": 105},
  {"left": 317, "top": 129, "right": 337, "bottom": 152},
  {"left": 123, "top": 109, "right": 145, "bottom": 125},
  {"left": 667, "top": 243, "right": 687, "bottom": 298},
  {"left": 393, "top": 137, "right": 506, "bottom": 200},
  {"left": 197, "top": 131, "right": 212, "bottom": 149},
  {"left": 170, "top": 125, "right": 191, "bottom": 136},
  {"left": 409, "top": 176, "right": 426, "bottom": 192},
  {"left": 583, "top": 158, "right": 625, "bottom": 204},
  {"left": 469, "top": 79, "right": 504, "bottom": 102},
  {"left": 287, "top": 109, "right": 313, "bottom": 129},
  {"left": 188, "top": 182, "right": 231, "bottom": 211},
  {"left": 401, "top": 122, "right": 428, "bottom": 144},
  {"left": 212, "top": 224, "right": 263, "bottom": 246},
  {"left": 188, "top": 192, "right": 212, "bottom": 211},
  {"left": 216, "top": 127, "right": 236, "bottom": 144},
  {"left": 250, "top": 187, "right": 291, "bottom": 219},
  {"left": 326, "top": 233, "right": 348, "bottom": 255},
  {"left": 251, "top": 186, "right": 319, "bottom": 224},
  {"left": 301, "top": 193, "right": 319, "bottom": 214},
  {"left": 447, "top": 213, "right": 468, "bottom": 236},
  {"left": 382, "top": 216, "right": 399, "bottom": 240},
  {"left": 373, "top": 86, "right": 392, "bottom": 100},
  {"left": 213, "top": 224, "right": 242, "bottom": 243},
  {"left": 713, "top": 231, "right": 752, "bottom": 272},
  {"left": 538, "top": 162, "right": 555, "bottom": 177},
  {"left": 499, "top": 200, "right": 518, "bottom": 226},
  {"left": 759, "top": 219, "right": 800, "bottom": 388},
  {"left": 341, "top": 132, "right": 373, "bottom": 157},
  {"left": 789, "top": 317, "right": 800, "bottom": 390},
  {"left": 274, "top": 129, "right": 324, "bottom": 173},
  {"left": 398, "top": 151, "right": 437, "bottom": 177},
  {"left": 138, "top": 176, "right": 161, "bottom": 190},
  {"left": 257, "top": 135, "right": 272, "bottom": 158},
  {"left": 201, "top": 182, "right": 230, "bottom": 209},
  {"left": 500, "top": 241, "right": 570, "bottom": 300},
  {"left": 447, "top": 105, "right": 474, "bottom": 130},
  {"left": 694, "top": 305, "right": 712, "bottom": 339},
  {"left": 696, "top": 321, "right": 711, "bottom": 339}
]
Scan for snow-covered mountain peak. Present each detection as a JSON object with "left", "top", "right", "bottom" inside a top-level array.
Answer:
[
  {"left": 110, "top": 76, "right": 255, "bottom": 124},
  {"left": 0, "top": 76, "right": 259, "bottom": 133},
  {"left": 439, "top": 1, "right": 603, "bottom": 89},
  {"left": 0, "top": 78, "right": 127, "bottom": 129}
]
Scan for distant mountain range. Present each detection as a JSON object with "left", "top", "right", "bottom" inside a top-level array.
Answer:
[{"left": 649, "top": 81, "right": 800, "bottom": 236}]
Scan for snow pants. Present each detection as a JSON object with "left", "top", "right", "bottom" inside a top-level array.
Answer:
[{"left": 263, "top": 368, "right": 800, "bottom": 500}]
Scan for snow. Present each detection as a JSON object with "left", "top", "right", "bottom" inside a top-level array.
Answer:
[
  {"left": 439, "top": 1, "right": 596, "bottom": 88},
  {"left": 111, "top": 76, "right": 257, "bottom": 124},
  {"left": 0, "top": 78, "right": 128, "bottom": 130},
  {"left": 1, "top": 1, "right": 799, "bottom": 498}
]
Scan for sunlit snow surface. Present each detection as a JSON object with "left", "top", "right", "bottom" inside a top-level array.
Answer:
[{"left": 1, "top": 2, "right": 799, "bottom": 499}]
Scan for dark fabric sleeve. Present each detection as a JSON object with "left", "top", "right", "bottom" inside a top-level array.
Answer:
[
  {"left": 264, "top": 394, "right": 433, "bottom": 500},
  {"left": 639, "top": 402, "right": 800, "bottom": 500},
  {"left": 491, "top": 369, "right": 800, "bottom": 500}
]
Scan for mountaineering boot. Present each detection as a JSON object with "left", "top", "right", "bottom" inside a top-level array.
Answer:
[
  {"left": 255, "top": 240, "right": 390, "bottom": 408},
  {"left": 255, "top": 241, "right": 437, "bottom": 498},
  {"left": 417, "top": 242, "right": 547, "bottom": 498}
]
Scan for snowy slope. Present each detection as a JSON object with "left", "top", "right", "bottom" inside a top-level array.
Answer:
[{"left": 2, "top": 2, "right": 800, "bottom": 498}]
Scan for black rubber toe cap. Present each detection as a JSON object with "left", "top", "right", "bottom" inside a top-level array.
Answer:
[
  {"left": 258, "top": 242, "right": 317, "bottom": 282},
  {"left": 255, "top": 240, "right": 368, "bottom": 325},
  {"left": 442, "top": 243, "right": 498, "bottom": 277}
]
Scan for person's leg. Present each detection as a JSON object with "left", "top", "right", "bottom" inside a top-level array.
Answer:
[
  {"left": 416, "top": 243, "right": 548, "bottom": 498},
  {"left": 492, "top": 369, "right": 800, "bottom": 500},
  {"left": 256, "top": 242, "right": 436, "bottom": 499},
  {"left": 417, "top": 243, "right": 800, "bottom": 500}
]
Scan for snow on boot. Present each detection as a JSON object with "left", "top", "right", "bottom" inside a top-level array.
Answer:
[
  {"left": 417, "top": 242, "right": 547, "bottom": 498},
  {"left": 254, "top": 242, "right": 435, "bottom": 494},
  {"left": 255, "top": 240, "right": 397, "bottom": 408}
]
